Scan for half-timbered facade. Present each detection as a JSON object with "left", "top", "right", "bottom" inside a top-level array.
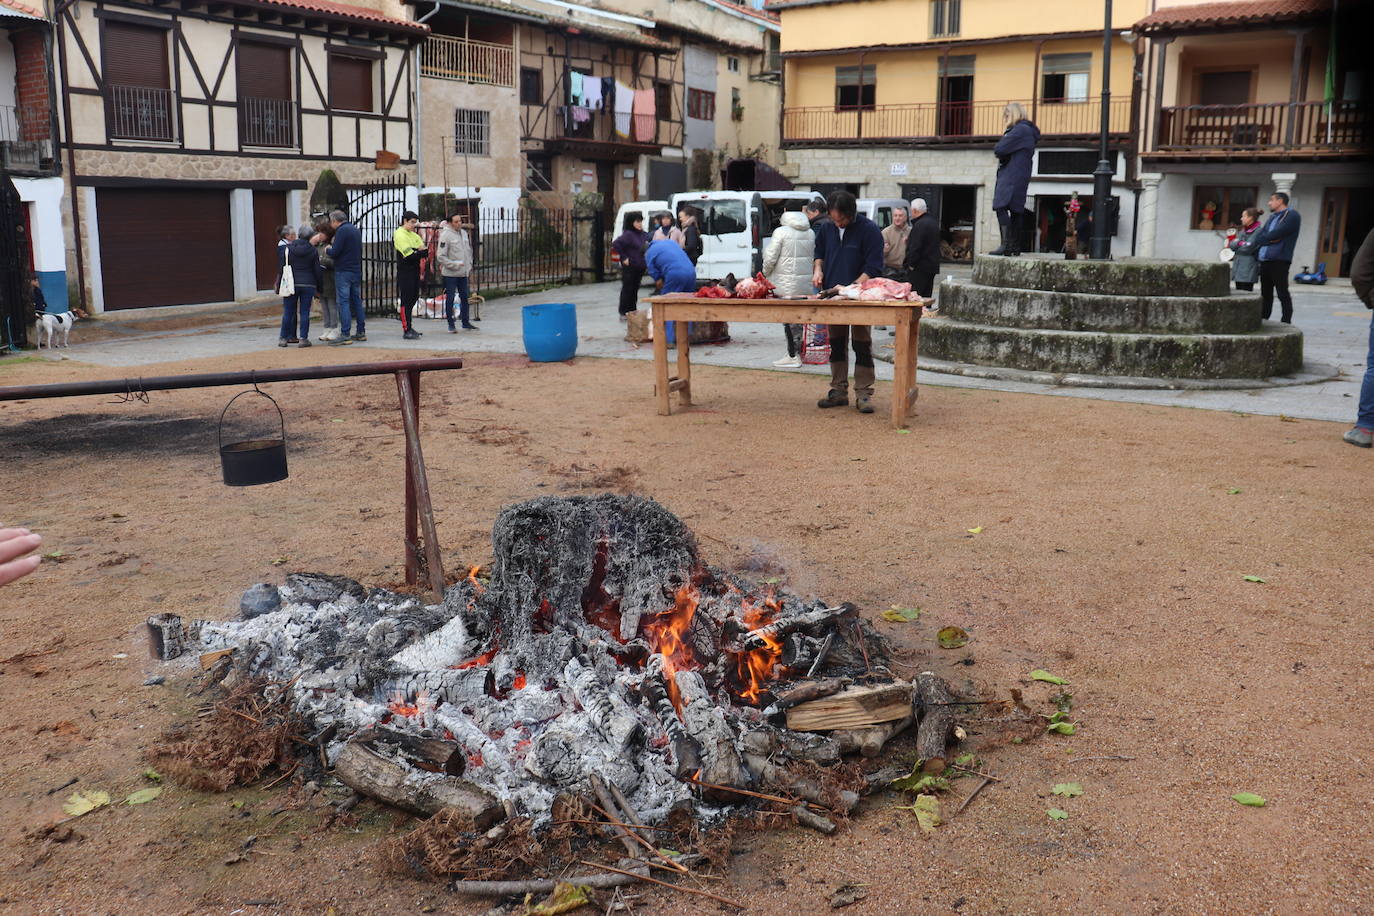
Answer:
[{"left": 54, "top": 0, "right": 426, "bottom": 312}]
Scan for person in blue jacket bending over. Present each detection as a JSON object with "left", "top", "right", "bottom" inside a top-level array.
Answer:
[{"left": 645, "top": 237, "right": 698, "bottom": 295}]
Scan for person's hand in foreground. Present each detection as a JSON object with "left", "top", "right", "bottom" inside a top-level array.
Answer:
[{"left": 0, "top": 528, "right": 42, "bottom": 586}]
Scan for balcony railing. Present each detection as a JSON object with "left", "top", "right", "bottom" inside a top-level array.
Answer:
[
  {"left": 107, "top": 84, "right": 175, "bottom": 142},
  {"left": 239, "top": 95, "right": 297, "bottom": 148},
  {"left": 0, "top": 103, "right": 52, "bottom": 143},
  {"left": 1155, "top": 101, "right": 1369, "bottom": 153},
  {"left": 420, "top": 35, "right": 514, "bottom": 88},
  {"left": 783, "top": 97, "right": 1131, "bottom": 144}
]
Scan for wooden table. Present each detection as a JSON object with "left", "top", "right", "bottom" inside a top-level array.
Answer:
[{"left": 644, "top": 295, "right": 924, "bottom": 429}]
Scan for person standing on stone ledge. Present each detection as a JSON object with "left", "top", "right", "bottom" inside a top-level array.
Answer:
[
  {"left": 990, "top": 102, "right": 1039, "bottom": 257},
  {"left": 1251, "top": 192, "right": 1301, "bottom": 324},
  {"left": 1343, "top": 228, "right": 1374, "bottom": 449}
]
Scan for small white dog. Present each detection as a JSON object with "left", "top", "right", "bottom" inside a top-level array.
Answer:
[{"left": 34, "top": 308, "right": 87, "bottom": 350}]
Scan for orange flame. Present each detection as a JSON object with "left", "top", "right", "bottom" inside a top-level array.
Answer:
[
  {"left": 642, "top": 583, "right": 700, "bottom": 711},
  {"left": 451, "top": 646, "right": 497, "bottom": 670},
  {"left": 466, "top": 565, "right": 486, "bottom": 595},
  {"left": 387, "top": 688, "right": 430, "bottom": 718},
  {"left": 734, "top": 597, "right": 784, "bottom": 704}
]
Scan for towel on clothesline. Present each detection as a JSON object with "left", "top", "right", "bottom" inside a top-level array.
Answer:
[
  {"left": 582, "top": 76, "right": 603, "bottom": 111},
  {"left": 572, "top": 105, "right": 591, "bottom": 124},
  {"left": 613, "top": 80, "right": 634, "bottom": 138},
  {"left": 567, "top": 71, "right": 583, "bottom": 105},
  {"left": 632, "top": 88, "right": 656, "bottom": 142}
]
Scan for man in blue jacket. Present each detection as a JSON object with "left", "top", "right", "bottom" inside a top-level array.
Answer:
[
  {"left": 811, "top": 191, "right": 885, "bottom": 413},
  {"left": 1251, "top": 191, "right": 1301, "bottom": 324},
  {"left": 645, "top": 237, "right": 697, "bottom": 294},
  {"left": 326, "top": 209, "right": 365, "bottom": 343}
]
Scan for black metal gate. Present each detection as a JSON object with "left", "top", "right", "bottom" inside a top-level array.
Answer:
[
  {"left": 0, "top": 174, "right": 32, "bottom": 351},
  {"left": 349, "top": 174, "right": 410, "bottom": 319}
]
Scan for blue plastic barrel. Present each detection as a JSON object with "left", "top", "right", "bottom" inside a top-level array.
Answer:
[{"left": 522, "top": 303, "right": 578, "bottom": 362}]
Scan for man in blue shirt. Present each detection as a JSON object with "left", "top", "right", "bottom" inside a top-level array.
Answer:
[
  {"left": 645, "top": 238, "right": 697, "bottom": 294},
  {"left": 810, "top": 191, "right": 885, "bottom": 413},
  {"left": 326, "top": 209, "right": 365, "bottom": 343},
  {"left": 1251, "top": 191, "right": 1301, "bottom": 324}
]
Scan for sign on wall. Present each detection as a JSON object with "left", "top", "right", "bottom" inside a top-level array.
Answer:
[{"left": 890, "top": 163, "right": 908, "bottom": 177}]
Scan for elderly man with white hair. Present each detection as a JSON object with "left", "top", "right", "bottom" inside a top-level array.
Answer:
[
  {"left": 880, "top": 205, "right": 912, "bottom": 281},
  {"left": 903, "top": 197, "right": 941, "bottom": 299}
]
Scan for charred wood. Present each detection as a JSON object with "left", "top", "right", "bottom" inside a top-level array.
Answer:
[
  {"left": 763, "top": 678, "right": 846, "bottom": 716},
  {"left": 352, "top": 726, "right": 465, "bottom": 777},
  {"left": 743, "top": 753, "right": 859, "bottom": 813},
  {"left": 640, "top": 658, "right": 702, "bottom": 778},
  {"left": 832, "top": 714, "right": 913, "bottom": 758},
  {"left": 914, "top": 671, "right": 959, "bottom": 764},
  {"left": 674, "top": 670, "right": 747, "bottom": 799},
  {"left": 743, "top": 604, "right": 856, "bottom": 651},
  {"left": 565, "top": 656, "right": 643, "bottom": 751},
  {"left": 332, "top": 737, "right": 502, "bottom": 825},
  {"left": 791, "top": 804, "right": 838, "bottom": 835}
]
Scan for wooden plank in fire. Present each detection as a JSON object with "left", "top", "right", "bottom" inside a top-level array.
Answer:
[{"left": 784, "top": 681, "right": 913, "bottom": 732}]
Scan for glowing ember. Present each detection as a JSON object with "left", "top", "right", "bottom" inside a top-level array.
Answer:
[
  {"left": 452, "top": 646, "right": 497, "bottom": 670},
  {"left": 386, "top": 689, "right": 431, "bottom": 718},
  {"left": 641, "top": 583, "right": 700, "bottom": 710}
]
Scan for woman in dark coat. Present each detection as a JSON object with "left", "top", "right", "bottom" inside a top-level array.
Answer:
[
  {"left": 990, "top": 102, "right": 1040, "bottom": 256},
  {"left": 611, "top": 213, "right": 650, "bottom": 317}
]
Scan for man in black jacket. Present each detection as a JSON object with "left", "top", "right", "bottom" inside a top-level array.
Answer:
[
  {"left": 903, "top": 198, "right": 941, "bottom": 298},
  {"left": 1344, "top": 228, "right": 1374, "bottom": 448},
  {"left": 811, "top": 191, "right": 885, "bottom": 413}
]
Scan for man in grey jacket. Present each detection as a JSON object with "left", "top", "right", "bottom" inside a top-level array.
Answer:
[{"left": 437, "top": 213, "right": 477, "bottom": 332}]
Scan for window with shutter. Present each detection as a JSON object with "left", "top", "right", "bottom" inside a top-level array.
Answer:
[
  {"left": 238, "top": 40, "right": 295, "bottom": 147},
  {"left": 329, "top": 54, "right": 374, "bottom": 112},
  {"left": 103, "top": 21, "right": 174, "bottom": 141}
]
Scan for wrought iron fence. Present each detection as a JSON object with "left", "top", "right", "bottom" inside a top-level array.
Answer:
[
  {"left": 420, "top": 35, "right": 515, "bottom": 87},
  {"left": 239, "top": 96, "right": 296, "bottom": 148},
  {"left": 350, "top": 176, "right": 592, "bottom": 319},
  {"left": 1155, "top": 101, "right": 1370, "bottom": 152},
  {"left": 0, "top": 103, "right": 51, "bottom": 143},
  {"left": 107, "top": 84, "right": 176, "bottom": 142}
]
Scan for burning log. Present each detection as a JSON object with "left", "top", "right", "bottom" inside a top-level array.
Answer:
[
  {"left": 762, "top": 678, "right": 846, "bottom": 715},
  {"left": 914, "top": 671, "right": 959, "bottom": 764},
  {"left": 832, "top": 714, "right": 914, "bottom": 758},
  {"left": 785, "top": 682, "right": 913, "bottom": 732},
  {"left": 674, "top": 670, "right": 747, "bottom": 799},
  {"left": 641, "top": 656, "right": 702, "bottom": 778},
  {"left": 332, "top": 734, "right": 503, "bottom": 825},
  {"left": 352, "top": 726, "right": 465, "bottom": 776},
  {"left": 565, "top": 656, "right": 644, "bottom": 751},
  {"left": 742, "top": 604, "right": 856, "bottom": 651}
]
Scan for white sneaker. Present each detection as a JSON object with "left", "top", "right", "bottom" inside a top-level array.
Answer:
[
  {"left": 319, "top": 328, "right": 337, "bottom": 341},
  {"left": 772, "top": 355, "right": 802, "bottom": 368}
]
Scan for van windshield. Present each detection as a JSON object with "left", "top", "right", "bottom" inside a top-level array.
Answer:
[{"left": 705, "top": 200, "right": 747, "bottom": 236}]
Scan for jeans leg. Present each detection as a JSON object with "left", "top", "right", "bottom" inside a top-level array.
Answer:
[
  {"left": 1358, "top": 315, "right": 1374, "bottom": 430},
  {"left": 296, "top": 288, "right": 313, "bottom": 339},
  {"left": 457, "top": 277, "right": 471, "bottom": 325},
  {"left": 322, "top": 295, "right": 338, "bottom": 329},
  {"left": 335, "top": 273, "right": 355, "bottom": 336},
  {"left": 280, "top": 298, "right": 295, "bottom": 339},
  {"left": 444, "top": 276, "right": 458, "bottom": 329},
  {"left": 348, "top": 272, "right": 365, "bottom": 334},
  {"left": 784, "top": 323, "right": 797, "bottom": 358}
]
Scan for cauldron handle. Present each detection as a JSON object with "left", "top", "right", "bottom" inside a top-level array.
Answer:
[{"left": 218, "top": 376, "right": 286, "bottom": 449}]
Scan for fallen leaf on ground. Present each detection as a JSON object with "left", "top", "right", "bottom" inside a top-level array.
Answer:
[
  {"left": 881, "top": 606, "right": 921, "bottom": 622},
  {"left": 125, "top": 787, "right": 162, "bottom": 805},
  {"left": 895, "top": 429, "right": 911, "bottom": 435},
  {"left": 62, "top": 790, "right": 111, "bottom": 818},
  {"left": 1047, "top": 808, "right": 1069, "bottom": 820},
  {"left": 890, "top": 767, "right": 950, "bottom": 794},
  {"left": 937, "top": 625, "right": 969, "bottom": 648},
  {"left": 912, "top": 794, "right": 941, "bottom": 832},
  {"left": 270, "top": 556, "right": 289, "bottom": 566},
  {"left": 1279, "top": 415, "right": 1299, "bottom": 423},
  {"left": 1052, "top": 783, "right": 1083, "bottom": 797},
  {"left": 830, "top": 884, "right": 870, "bottom": 909},
  {"left": 142, "top": 769, "right": 161, "bottom": 782},
  {"left": 524, "top": 881, "right": 591, "bottom": 915},
  {"left": 1047, "top": 722, "right": 1077, "bottom": 735},
  {"left": 1228, "top": 488, "right": 1242, "bottom": 494},
  {"left": 1232, "top": 792, "right": 1266, "bottom": 807},
  {"left": 1030, "top": 669, "right": 1069, "bottom": 685},
  {"left": 1242, "top": 575, "right": 1266, "bottom": 583},
  {"left": 966, "top": 526, "right": 984, "bottom": 534}
]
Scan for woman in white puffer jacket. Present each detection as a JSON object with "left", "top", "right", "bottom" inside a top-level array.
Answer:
[{"left": 762, "top": 210, "right": 815, "bottom": 368}]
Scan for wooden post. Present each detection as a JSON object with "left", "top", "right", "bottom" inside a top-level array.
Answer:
[
  {"left": 1284, "top": 28, "right": 1308, "bottom": 149},
  {"left": 653, "top": 307, "right": 671, "bottom": 415},
  {"left": 395, "top": 369, "right": 447, "bottom": 600},
  {"left": 675, "top": 320, "right": 692, "bottom": 407}
]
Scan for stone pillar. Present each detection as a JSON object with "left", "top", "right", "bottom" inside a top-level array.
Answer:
[
  {"left": 1270, "top": 173, "right": 1297, "bottom": 198},
  {"left": 1136, "top": 173, "right": 1163, "bottom": 258},
  {"left": 229, "top": 189, "right": 256, "bottom": 299}
]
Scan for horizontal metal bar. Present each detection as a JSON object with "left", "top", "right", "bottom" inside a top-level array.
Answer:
[{"left": 0, "top": 358, "right": 463, "bottom": 402}]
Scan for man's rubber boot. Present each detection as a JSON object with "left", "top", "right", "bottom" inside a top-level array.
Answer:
[
  {"left": 989, "top": 222, "right": 1008, "bottom": 256},
  {"left": 817, "top": 390, "right": 849, "bottom": 408}
]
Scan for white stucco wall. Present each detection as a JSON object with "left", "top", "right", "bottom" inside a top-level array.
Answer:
[
  {"left": 0, "top": 37, "right": 17, "bottom": 110},
  {"left": 1150, "top": 171, "right": 1324, "bottom": 268},
  {"left": 683, "top": 43, "right": 716, "bottom": 152}
]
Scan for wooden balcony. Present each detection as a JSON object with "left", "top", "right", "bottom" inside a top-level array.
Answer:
[
  {"left": 783, "top": 97, "right": 1131, "bottom": 145},
  {"left": 420, "top": 35, "right": 514, "bottom": 88},
  {"left": 1153, "top": 101, "right": 1369, "bottom": 156}
]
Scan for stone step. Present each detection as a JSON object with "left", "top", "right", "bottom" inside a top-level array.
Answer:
[
  {"left": 920, "top": 316, "right": 1303, "bottom": 381},
  {"left": 940, "top": 281, "right": 1261, "bottom": 334},
  {"left": 972, "top": 255, "right": 1232, "bottom": 298}
]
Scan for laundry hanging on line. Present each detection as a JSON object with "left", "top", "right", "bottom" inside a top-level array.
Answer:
[
  {"left": 613, "top": 81, "right": 634, "bottom": 138},
  {"left": 632, "top": 88, "right": 656, "bottom": 142}
]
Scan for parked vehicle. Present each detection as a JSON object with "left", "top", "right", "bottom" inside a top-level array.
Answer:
[
  {"left": 857, "top": 198, "right": 911, "bottom": 230},
  {"left": 610, "top": 199, "right": 668, "bottom": 271},
  {"left": 670, "top": 190, "right": 824, "bottom": 282}
]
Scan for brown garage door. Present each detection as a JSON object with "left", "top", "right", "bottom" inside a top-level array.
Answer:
[
  {"left": 253, "top": 190, "right": 288, "bottom": 291},
  {"left": 96, "top": 187, "right": 234, "bottom": 310}
]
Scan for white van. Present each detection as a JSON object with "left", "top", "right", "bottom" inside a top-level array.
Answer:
[
  {"left": 610, "top": 199, "right": 668, "bottom": 271},
  {"left": 670, "top": 190, "right": 823, "bottom": 282},
  {"left": 857, "top": 198, "right": 911, "bottom": 230}
]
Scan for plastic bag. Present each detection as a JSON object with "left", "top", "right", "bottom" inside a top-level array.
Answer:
[{"left": 801, "top": 324, "right": 830, "bottom": 364}]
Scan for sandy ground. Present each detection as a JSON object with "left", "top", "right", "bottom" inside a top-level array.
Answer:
[{"left": 0, "top": 347, "right": 1371, "bottom": 916}]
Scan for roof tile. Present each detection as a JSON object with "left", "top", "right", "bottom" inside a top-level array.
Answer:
[
  {"left": 0, "top": 0, "right": 47, "bottom": 20},
  {"left": 1135, "top": 0, "right": 1330, "bottom": 33},
  {"left": 255, "top": 0, "right": 430, "bottom": 34}
]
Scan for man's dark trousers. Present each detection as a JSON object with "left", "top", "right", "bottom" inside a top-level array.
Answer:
[
  {"left": 910, "top": 271, "right": 936, "bottom": 298},
  {"left": 1259, "top": 260, "right": 1293, "bottom": 323}
]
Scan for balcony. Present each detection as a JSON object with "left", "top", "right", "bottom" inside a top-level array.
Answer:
[
  {"left": 783, "top": 97, "right": 1131, "bottom": 145},
  {"left": 0, "top": 102, "right": 53, "bottom": 172},
  {"left": 1154, "top": 101, "right": 1369, "bottom": 156},
  {"left": 420, "top": 35, "right": 514, "bottom": 88},
  {"left": 107, "top": 84, "right": 175, "bottom": 142},
  {"left": 239, "top": 95, "right": 297, "bottom": 148}
]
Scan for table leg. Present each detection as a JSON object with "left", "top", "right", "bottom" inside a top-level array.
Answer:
[
  {"left": 892, "top": 313, "right": 912, "bottom": 430},
  {"left": 907, "top": 315, "right": 920, "bottom": 415},
  {"left": 676, "top": 321, "right": 692, "bottom": 407},
  {"left": 653, "top": 310, "right": 671, "bottom": 415}
]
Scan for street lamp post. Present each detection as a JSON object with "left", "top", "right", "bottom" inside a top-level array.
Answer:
[{"left": 1089, "top": 0, "right": 1114, "bottom": 260}]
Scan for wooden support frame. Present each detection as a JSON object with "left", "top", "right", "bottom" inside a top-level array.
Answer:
[
  {"left": 395, "top": 369, "right": 447, "bottom": 600},
  {"left": 646, "top": 297, "right": 924, "bottom": 429}
]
